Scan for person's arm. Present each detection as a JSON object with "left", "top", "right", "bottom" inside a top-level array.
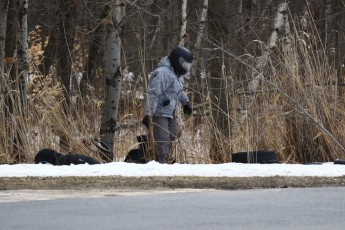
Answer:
[
  {"left": 179, "top": 90, "right": 192, "bottom": 115},
  {"left": 178, "top": 90, "right": 189, "bottom": 106},
  {"left": 145, "top": 70, "right": 169, "bottom": 116}
]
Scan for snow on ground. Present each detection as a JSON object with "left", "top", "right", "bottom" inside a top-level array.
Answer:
[{"left": 1, "top": 161, "right": 345, "bottom": 177}]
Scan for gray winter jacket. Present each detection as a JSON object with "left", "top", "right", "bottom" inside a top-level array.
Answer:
[{"left": 144, "top": 57, "right": 189, "bottom": 119}]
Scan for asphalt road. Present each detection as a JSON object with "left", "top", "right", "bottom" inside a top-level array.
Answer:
[{"left": 1, "top": 187, "right": 345, "bottom": 230}]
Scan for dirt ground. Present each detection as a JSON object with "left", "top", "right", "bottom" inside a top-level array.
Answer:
[{"left": 1, "top": 176, "right": 345, "bottom": 191}]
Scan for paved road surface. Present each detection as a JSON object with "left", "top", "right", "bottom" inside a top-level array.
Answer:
[{"left": 1, "top": 187, "right": 345, "bottom": 230}]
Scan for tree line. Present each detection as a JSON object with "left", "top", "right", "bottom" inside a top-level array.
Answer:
[{"left": 1, "top": 0, "right": 345, "bottom": 164}]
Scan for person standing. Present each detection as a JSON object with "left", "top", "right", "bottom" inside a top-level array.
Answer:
[{"left": 142, "top": 46, "right": 193, "bottom": 163}]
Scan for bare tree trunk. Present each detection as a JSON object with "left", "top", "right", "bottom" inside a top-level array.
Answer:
[
  {"left": 176, "top": 0, "right": 188, "bottom": 120},
  {"left": 56, "top": 0, "right": 76, "bottom": 150},
  {"left": 100, "top": 0, "right": 126, "bottom": 162},
  {"left": 162, "top": 0, "right": 180, "bottom": 52},
  {"left": 324, "top": 0, "right": 334, "bottom": 49},
  {"left": 172, "top": 0, "right": 189, "bottom": 161},
  {"left": 1, "top": 0, "right": 29, "bottom": 163},
  {"left": 322, "top": 0, "right": 344, "bottom": 92},
  {"left": 80, "top": 5, "right": 111, "bottom": 97},
  {"left": 4, "top": 0, "right": 16, "bottom": 76},
  {"left": 38, "top": 27, "right": 57, "bottom": 77},
  {"left": 207, "top": 0, "right": 235, "bottom": 163},
  {"left": 234, "top": 2, "right": 288, "bottom": 132},
  {"left": 147, "top": 0, "right": 173, "bottom": 59},
  {"left": 283, "top": 4, "right": 292, "bottom": 53},
  {"left": 0, "top": 0, "right": 9, "bottom": 77},
  {"left": 148, "top": 6, "right": 161, "bottom": 53},
  {"left": 194, "top": 0, "right": 208, "bottom": 52},
  {"left": 35, "top": 0, "right": 58, "bottom": 77},
  {"left": 17, "top": 0, "right": 28, "bottom": 110},
  {"left": 57, "top": 0, "right": 76, "bottom": 97},
  {"left": 335, "top": 1, "right": 345, "bottom": 83},
  {"left": 192, "top": 0, "right": 208, "bottom": 76},
  {"left": 4, "top": 0, "right": 21, "bottom": 162},
  {"left": 178, "top": 0, "right": 187, "bottom": 46},
  {"left": 0, "top": 0, "right": 9, "bottom": 162},
  {"left": 191, "top": 0, "right": 208, "bottom": 103}
]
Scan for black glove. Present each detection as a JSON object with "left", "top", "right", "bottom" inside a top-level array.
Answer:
[
  {"left": 142, "top": 115, "right": 150, "bottom": 128},
  {"left": 183, "top": 103, "right": 192, "bottom": 115},
  {"left": 162, "top": 100, "right": 170, "bottom": 107}
]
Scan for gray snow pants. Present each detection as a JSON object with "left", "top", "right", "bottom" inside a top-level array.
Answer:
[{"left": 152, "top": 116, "right": 179, "bottom": 163}]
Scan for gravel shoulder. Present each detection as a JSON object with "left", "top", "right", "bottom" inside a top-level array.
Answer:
[{"left": 1, "top": 176, "right": 345, "bottom": 191}]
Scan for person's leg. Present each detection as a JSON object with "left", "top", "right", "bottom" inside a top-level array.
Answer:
[
  {"left": 153, "top": 117, "right": 171, "bottom": 163},
  {"left": 167, "top": 118, "right": 179, "bottom": 163},
  {"left": 168, "top": 118, "right": 179, "bottom": 141}
]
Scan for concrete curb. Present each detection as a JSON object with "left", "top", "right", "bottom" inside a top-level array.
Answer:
[{"left": 1, "top": 176, "right": 345, "bottom": 190}]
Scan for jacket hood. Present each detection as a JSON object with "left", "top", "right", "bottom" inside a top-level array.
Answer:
[{"left": 158, "top": 57, "right": 174, "bottom": 71}]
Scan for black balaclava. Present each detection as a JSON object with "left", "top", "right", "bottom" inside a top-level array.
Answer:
[{"left": 168, "top": 46, "right": 193, "bottom": 76}]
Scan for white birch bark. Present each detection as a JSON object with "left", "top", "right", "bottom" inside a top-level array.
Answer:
[
  {"left": 100, "top": 0, "right": 126, "bottom": 162},
  {"left": 236, "top": 2, "right": 288, "bottom": 126},
  {"left": 238, "top": 0, "right": 242, "bottom": 15},
  {"left": 17, "top": 0, "right": 28, "bottom": 109},
  {"left": 189, "top": 0, "right": 208, "bottom": 118},
  {"left": 210, "top": 3, "right": 345, "bottom": 155},
  {"left": 177, "top": 0, "right": 188, "bottom": 101},
  {"left": 179, "top": 0, "right": 187, "bottom": 46},
  {"left": 195, "top": 0, "right": 208, "bottom": 50},
  {"left": 190, "top": 0, "right": 208, "bottom": 87},
  {"left": 283, "top": 5, "right": 291, "bottom": 53},
  {"left": 174, "top": 0, "right": 188, "bottom": 161}
]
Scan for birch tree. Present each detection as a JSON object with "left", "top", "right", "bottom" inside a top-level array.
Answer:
[
  {"left": 192, "top": 0, "right": 208, "bottom": 76},
  {"left": 99, "top": 0, "right": 126, "bottom": 162},
  {"left": 179, "top": 0, "right": 187, "bottom": 46},
  {"left": 194, "top": 0, "right": 208, "bottom": 53},
  {"left": 191, "top": 0, "right": 208, "bottom": 104},
  {"left": 234, "top": 2, "right": 288, "bottom": 132},
  {"left": 173, "top": 1, "right": 187, "bottom": 138}
]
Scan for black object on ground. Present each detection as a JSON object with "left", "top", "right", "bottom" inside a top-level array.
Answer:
[
  {"left": 334, "top": 159, "right": 345, "bottom": 165},
  {"left": 57, "top": 153, "right": 100, "bottom": 165},
  {"left": 34, "top": 149, "right": 63, "bottom": 165},
  {"left": 35, "top": 149, "right": 100, "bottom": 165},
  {"left": 124, "top": 135, "right": 147, "bottom": 164},
  {"left": 232, "top": 150, "right": 280, "bottom": 164}
]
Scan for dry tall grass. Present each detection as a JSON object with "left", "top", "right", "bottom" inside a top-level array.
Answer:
[
  {"left": 195, "top": 19, "right": 345, "bottom": 163},
  {"left": 1, "top": 17, "right": 344, "bottom": 164}
]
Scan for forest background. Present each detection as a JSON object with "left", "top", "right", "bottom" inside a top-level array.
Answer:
[{"left": 1, "top": 0, "right": 345, "bottom": 164}]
